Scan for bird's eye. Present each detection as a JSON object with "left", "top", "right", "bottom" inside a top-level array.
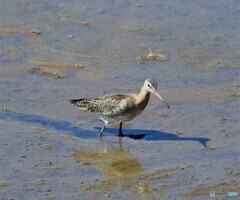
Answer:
[{"left": 147, "top": 84, "right": 151, "bottom": 87}]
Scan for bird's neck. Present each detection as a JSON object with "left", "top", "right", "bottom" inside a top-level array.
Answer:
[{"left": 135, "top": 87, "right": 150, "bottom": 104}]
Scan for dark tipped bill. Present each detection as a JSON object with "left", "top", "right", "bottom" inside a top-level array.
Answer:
[{"left": 154, "top": 91, "right": 170, "bottom": 108}]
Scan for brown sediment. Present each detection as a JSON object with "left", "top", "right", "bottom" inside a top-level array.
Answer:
[
  {"left": 41, "top": 167, "right": 64, "bottom": 171},
  {"left": 80, "top": 21, "right": 89, "bottom": 26},
  {"left": 174, "top": 130, "right": 184, "bottom": 134},
  {"left": 28, "top": 59, "right": 84, "bottom": 69},
  {"left": 0, "top": 182, "right": 10, "bottom": 188},
  {"left": 0, "top": 28, "right": 41, "bottom": 36},
  {"left": 228, "top": 93, "right": 240, "bottom": 97},
  {"left": 137, "top": 53, "right": 167, "bottom": 64},
  {"left": 138, "top": 182, "right": 162, "bottom": 194},
  {"left": 27, "top": 67, "right": 68, "bottom": 79},
  {"left": 33, "top": 127, "right": 45, "bottom": 133}
]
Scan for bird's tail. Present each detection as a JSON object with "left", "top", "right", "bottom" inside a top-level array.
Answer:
[
  {"left": 69, "top": 99, "right": 82, "bottom": 106},
  {"left": 69, "top": 99, "right": 90, "bottom": 111}
]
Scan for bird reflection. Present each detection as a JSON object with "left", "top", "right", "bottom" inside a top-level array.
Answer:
[
  {"left": 72, "top": 138, "right": 157, "bottom": 196},
  {"left": 73, "top": 137, "right": 143, "bottom": 177}
]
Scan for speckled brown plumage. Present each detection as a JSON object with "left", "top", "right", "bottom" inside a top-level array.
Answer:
[{"left": 70, "top": 94, "right": 135, "bottom": 116}]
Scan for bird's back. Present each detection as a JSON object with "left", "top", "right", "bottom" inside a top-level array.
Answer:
[{"left": 69, "top": 94, "right": 134, "bottom": 117}]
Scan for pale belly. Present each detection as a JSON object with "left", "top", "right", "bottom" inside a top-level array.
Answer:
[
  {"left": 111, "top": 105, "right": 145, "bottom": 122},
  {"left": 100, "top": 100, "right": 149, "bottom": 125}
]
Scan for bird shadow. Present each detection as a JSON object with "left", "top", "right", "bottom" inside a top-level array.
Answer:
[
  {"left": 0, "top": 111, "right": 209, "bottom": 147},
  {"left": 0, "top": 111, "right": 97, "bottom": 138},
  {"left": 94, "top": 127, "right": 210, "bottom": 147}
]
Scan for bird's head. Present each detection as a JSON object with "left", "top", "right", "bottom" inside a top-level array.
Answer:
[{"left": 143, "top": 79, "right": 170, "bottom": 108}]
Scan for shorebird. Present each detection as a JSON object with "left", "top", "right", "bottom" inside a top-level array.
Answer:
[{"left": 69, "top": 79, "right": 169, "bottom": 137}]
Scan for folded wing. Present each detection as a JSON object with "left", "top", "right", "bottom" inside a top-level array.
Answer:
[{"left": 69, "top": 94, "right": 132, "bottom": 116}]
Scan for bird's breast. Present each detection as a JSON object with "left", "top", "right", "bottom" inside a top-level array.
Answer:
[
  {"left": 111, "top": 94, "right": 150, "bottom": 122},
  {"left": 133, "top": 95, "right": 150, "bottom": 114}
]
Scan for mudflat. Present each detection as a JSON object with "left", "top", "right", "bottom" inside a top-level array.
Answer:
[{"left": 0, "top": 0, "right": 239, "bottom": 199}]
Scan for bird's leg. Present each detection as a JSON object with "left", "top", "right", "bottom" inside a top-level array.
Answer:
[
  {"left": 118, "top": 122, "right": 124, "bottom": 137},
  {"left": 118, "top": 136, "right": 123, "bottom": 149},
  {"left": 99, "top": 125, "right": 106, "bottom": 137}
]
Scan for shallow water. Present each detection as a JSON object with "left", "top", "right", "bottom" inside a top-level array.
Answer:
[{"left": 0, "top": 0, "right": 239, "bottom": 199}]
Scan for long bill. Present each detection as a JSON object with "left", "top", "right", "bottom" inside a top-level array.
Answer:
[{"left": 154, "top": 90, "right": 170, "bottom": 108}]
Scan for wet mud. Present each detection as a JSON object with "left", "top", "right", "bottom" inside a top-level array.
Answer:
[{"left": 0, "top": 0, "right": 239, "bottom": 199}]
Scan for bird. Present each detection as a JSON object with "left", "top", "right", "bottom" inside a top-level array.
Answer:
[{"left": 69, "top": 79, "right": 170, "bottom": 137}]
